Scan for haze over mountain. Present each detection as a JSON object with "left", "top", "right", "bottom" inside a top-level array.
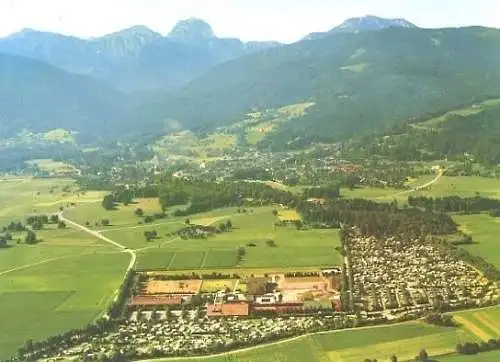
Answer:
[
  {"left": 0, "top": 52, "right": 128, "bottom": 138},
  {"left": 0, "top": 18, "right": 280, "bottom": 91}
]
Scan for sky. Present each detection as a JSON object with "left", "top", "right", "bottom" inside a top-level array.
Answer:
[{"left": 0, "top": 0, "right": 498, "bottom": 43}]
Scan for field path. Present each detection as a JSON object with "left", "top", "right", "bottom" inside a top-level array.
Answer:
[
  {"left": 379, "top": 168, "right": 443, "bottom": 200},
  {"left": 59, "top": 212, "right": 137, "bottom": 273}
]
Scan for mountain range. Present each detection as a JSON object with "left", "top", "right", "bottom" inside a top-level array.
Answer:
[
  {"left": 1, "top": 16, "right": 499, "bottom": 148},
  {"left": 0, "top": 18, "right": 280, "bottom": 92},
  {"left": 140, "top": 26, "right": 500, "bottom": 148}
]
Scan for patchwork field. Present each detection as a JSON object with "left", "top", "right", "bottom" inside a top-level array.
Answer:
[
  {"left": 71, "top": 203, "right": 342, "bottom": 270},
  {"left": 453, "top": 306, "right": 500, "bottom": 342},
  {"left": 161, "top": 322, "right": 478, "bottom": 362},
  {"left": 135, "top": 209, "right": 342, "bottom": 270}
]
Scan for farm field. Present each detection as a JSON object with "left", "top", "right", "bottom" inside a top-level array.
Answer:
[
  {"left": 0, "top": 178, "right": 130, "bottom": 359},
  {"left": 341, "top": 186, "right": 401, "bottom": 201},
  {"left": 0, "top": 252, "right": 129, "bottom": 359},
  {"left": 64, "top": 197, "right": 166, "bottom": 227},
  {"left": 452, "top": 306, "right": 500, "bottom": 342},
  {"left": 102, "top": 221, "right": 185, "bottom": 249},
  {"left": 410, "top": 176, "right": 500, "bottom": 199},
  {"left": 161, "top": 322, "right": 477, "bottom": 362},
  {"left": 65, "top": 203, "right": 239, "bottom": 230},
  {"left": 135, "top": 210, "right": 342, "bottom": 270},
  {"left": 341, "top": 173, "right": 442, "bottom": 202},
  {"left": 69, "top": 202, "right": 342, "bottom": 270},
  {"left": 0, "top": 177, "right": 104, "bottom": 220},
  {"left": 453, "top": 214, "right": 500, "bottom": 268}
]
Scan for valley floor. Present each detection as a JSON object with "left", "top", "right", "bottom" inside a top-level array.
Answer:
[{"left": 3, "top": 174, "right": 500, "bottom": 360}]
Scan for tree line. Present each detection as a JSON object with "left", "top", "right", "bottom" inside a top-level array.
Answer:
[
  {"left": 297, "top": 198, "right": 457, "bottom": 238},
  {"left": 408, "top": 195, "right": 500, "bottom": 214},
  {"left": 159, "top": 178, "right": 299, "bottom": 216}
]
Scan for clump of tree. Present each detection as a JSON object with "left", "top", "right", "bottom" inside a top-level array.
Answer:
[
  {"left": 456, "top": 339, "right": 500, "bottom": 355},
  {"left": 414, "top": 349, "right": 429, "bottom": 361},
  {"left": 101, "top": 219, "right": 110, "bottom": 227},
  {"left": 102, "top": 194, "right": 116, "bottom": 210},
  {"left": 0, "top": 233, "right": 11, "bottom": 248},
  {"left": 26, "top": 214, "right": 49, "bottom": 230},
  {"left": 144, "top": 230, "right": 158, "bottom": 242},
  {"left": 141, "top": 212, "right": 167, "bottom": 224},
  {"left": 4, "top": 221, "right": 25, "bottom": 232},
  {"left": 265, "top": 239, "right": 277, "bottom": 247},
  {"left": 176, "top": 224, "right": 217, "bottom": 240},
  {"left": 237, "top": 247, "right": 246, "bottom": 263},
  {"left": 25, "top": 230, "right": 38, "bottom": 245},
  {"left": 424, "top": 312, "right": 456, "bottom": 327}
]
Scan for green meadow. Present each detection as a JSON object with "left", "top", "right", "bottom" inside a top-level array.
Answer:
[
  {"left": 135, "top": 209, "right": 342, "bottom": 270},
  {"left": 0, "top": 178, "right": 128, "bottom": 359},
  {"left": 453, "top": 213, "right": 500, "bottom": 268},
  {"left": 0, "top": 250, "right": 128, "bottom": 359}
]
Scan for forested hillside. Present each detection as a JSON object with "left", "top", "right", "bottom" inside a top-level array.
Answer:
[
  {"left": 140, "top": 27, "right": 500, "bottom": 148},
  {"left": 349, "top": 99, "right": 500, "bottom": 167},
  {"left": 0, "top": 53, "right": 128, "bottom": 138}
]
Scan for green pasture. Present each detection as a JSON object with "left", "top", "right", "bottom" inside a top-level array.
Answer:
[
  {"left": 0, "top": 178, "right": 130, "bottom": 359},
  {"left": 0, "top": 252, "right": 129, "bottom": 359},
  {"left": 135, "top": 209, "right": 342, "bottom": 270},
  {"left": 453, "top": 214, "right": 500, "bottom": 268},
  {"left": 0, "top": 177, "right": 104, "bottom": 221},
  {"left": 410, "top": 176, "right": 500, "bottom": 199}
]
